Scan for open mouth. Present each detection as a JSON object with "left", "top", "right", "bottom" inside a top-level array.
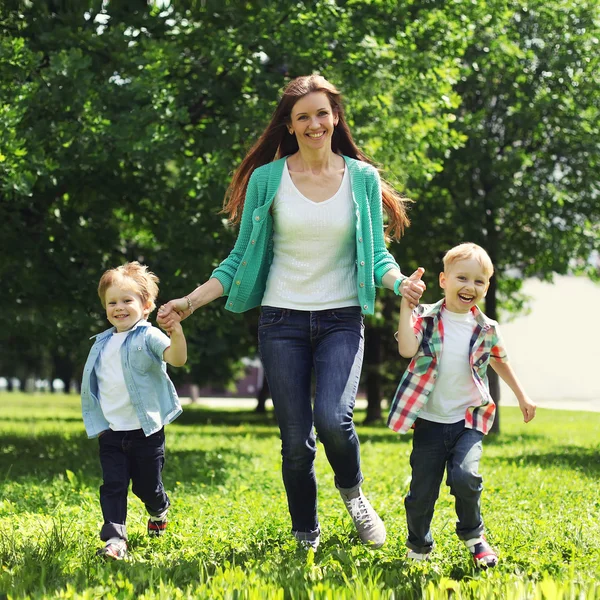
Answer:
[
  {"left": 307, "top": 131, "right": 325, "bottom": 139},
  {"left": 458, "top": 294, "right": 474, "bottom": 303}
]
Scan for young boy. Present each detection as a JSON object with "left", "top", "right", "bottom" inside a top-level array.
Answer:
[
  {"left": 388, "top": 243, "right": 536, "bottom": 568},
  {"left": 80, "top": 262, "right": 187, "bottom": 560}
]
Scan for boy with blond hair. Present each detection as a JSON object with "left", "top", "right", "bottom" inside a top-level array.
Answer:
[
  {"left": 388, "top": 243, "right": 536, "bottom": 568},
  {"left": 81, "top": 261, "right": 187, "bottom": 560}
]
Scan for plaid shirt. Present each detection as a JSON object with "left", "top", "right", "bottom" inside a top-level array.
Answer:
[{"left": 387, "top": 299, "right": 508, "bottom": 435}]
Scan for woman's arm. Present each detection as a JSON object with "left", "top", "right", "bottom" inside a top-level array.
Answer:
[
  {"left": 382, "top": 267, "right": 426, "bottom": 310},
  {"left": 158, "top": 169, "right": 263, "bottom": 325}
]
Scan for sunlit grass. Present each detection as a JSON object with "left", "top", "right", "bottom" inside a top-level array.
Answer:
[{"left": 0, "top": 393, "right": 599, "bottom": 599}]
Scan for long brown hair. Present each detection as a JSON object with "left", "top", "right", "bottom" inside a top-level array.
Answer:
[{"left": 223, "top": 74, "right": 409, "bottom": 239}]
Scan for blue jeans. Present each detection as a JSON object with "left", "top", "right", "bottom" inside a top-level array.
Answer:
[
  {"left": 405, "top": 419, "right": 485, "bottom": 554},
  {"left": 98, "top": 427, "right": 170, "bottom": 541},
  {"left": 258, "top": 306, "right": 364, "bottom": 535}
]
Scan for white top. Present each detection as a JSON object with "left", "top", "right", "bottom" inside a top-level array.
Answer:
[
  {"left": 261, "top": 161, "right": 359, "bottom": 310},
  {"left": 419, "top": 309, "right": 480, "bottom": 424},
  {"left": 96, "top": 330, "right": 142, "bottom": 431}
]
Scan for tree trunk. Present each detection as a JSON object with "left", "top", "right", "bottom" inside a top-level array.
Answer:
[
  {"left": 364, "top": 327, "right": 383, "bottom": 423},
  {"left": 51, "top": 352, "right": 74, "bottom": 394}
]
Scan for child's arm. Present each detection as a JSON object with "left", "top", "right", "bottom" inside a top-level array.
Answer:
[
  {"left": 161, "top": 311, "right": 187, "bottom": 367},
  {"left": 397, "top": 297, "right": 419, "bottom": 358},
  {"left": 490, "top": 359, "right": 536, "bottom": 423}
]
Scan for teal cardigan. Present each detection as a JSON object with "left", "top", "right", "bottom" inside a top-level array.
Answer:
[{"left": 211, "top": 155, "right": 402, "bottom": 315}]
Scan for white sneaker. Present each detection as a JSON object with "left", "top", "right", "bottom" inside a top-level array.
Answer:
[{"left": 339, "top": 488, "right": 386, "bottom": 548}]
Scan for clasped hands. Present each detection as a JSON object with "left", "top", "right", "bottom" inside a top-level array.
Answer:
[{"left": 401, "top": 267, "right": 426, "bottom": 310}]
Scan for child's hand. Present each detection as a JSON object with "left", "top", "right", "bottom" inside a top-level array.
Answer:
[
  {"left": 519, "top": 396, "right": 537, "bottom": 423},
  {"left": 401, "top": 268, "right": 426, "bottom": 310},
  {"left": 158, "top": 309, "right": 183, "bottom": 336}
]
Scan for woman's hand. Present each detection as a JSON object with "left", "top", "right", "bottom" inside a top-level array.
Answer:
[{"left": 157, "top": 297, "right": 192, "bottom": 328}]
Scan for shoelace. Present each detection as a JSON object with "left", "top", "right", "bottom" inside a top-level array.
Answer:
[{"left": 347, "top": 495, "right": 373, "bottom": 526}]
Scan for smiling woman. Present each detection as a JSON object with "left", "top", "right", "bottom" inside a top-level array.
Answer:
[{"left": 157, "top": 73, "right": 426, "bottom": 551}]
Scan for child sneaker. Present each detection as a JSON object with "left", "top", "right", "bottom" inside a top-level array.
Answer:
[
  {"left": 148, "top": 508, "right": 168, "bottom": 537},
  {"left": 148, "top": 516, "right": 168, "bottom": 537},
  {"left": 464, "top": 536, "right": 498, "bottom": 569},
  {"left": 339, "top": 488, "right": 386, "bottom": 548},
  {"left": 97, "top": 537, "right": 127, "bottom": 561}
]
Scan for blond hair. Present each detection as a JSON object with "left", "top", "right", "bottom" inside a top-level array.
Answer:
[
  {"left": 97, "top": 261, "right": 160, "bottom": 313},
  {"left": 443, "top": 243, "right": 494, "bottom": 278}
]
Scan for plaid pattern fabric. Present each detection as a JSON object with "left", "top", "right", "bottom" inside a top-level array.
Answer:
[{"left": 387, "top": 299, "right": 508, "bottom": 435}]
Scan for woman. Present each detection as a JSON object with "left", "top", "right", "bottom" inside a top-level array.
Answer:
[{"left": 158, "top": 74, "right": 425, "bottom": 551}]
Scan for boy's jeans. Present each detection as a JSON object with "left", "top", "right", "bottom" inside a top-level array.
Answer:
[
  {"left": 405, "top": 419, "right": 485, "bottom": 554},
  {"left": 98, "top": 427, "right": 170, "bottom": 541},
  {"left": 258, "top": 306, "right": 364, "bottom": 536}
]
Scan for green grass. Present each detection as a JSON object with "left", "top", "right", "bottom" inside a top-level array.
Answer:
[{"left": 0, "top": 393, "right": 599, "bottom": 599}]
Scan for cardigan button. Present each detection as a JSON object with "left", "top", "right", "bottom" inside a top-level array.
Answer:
[
  {"left": 255, "top": 216, "right": 260, "bottom": 221},
  {"left": 251, "top": 240, "right": 256, "bottom": 244},
  {"left": 242, "top": 261, "right": 247, "bottom": 266},
  {"left": 236, "top": 281, "right": 241, "bottom": 286},
  {"left": 359, "top": 283, "right": 364, "bottom": 288},
  {"left": 358, "top": 237, "right": 363, "bottom": 242},
  {"left": 360, "top": 261, "right": 365, "bottom": 266},
  {"left": 363, "top": 304, "right": 368, "bottom": 310},
  {"left": 228, "top": 302, "right": 233, "bottom": 306}
]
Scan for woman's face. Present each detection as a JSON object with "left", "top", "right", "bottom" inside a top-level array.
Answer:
[{"left": 288, "top": 92, "right": 338, "bottom": 154}]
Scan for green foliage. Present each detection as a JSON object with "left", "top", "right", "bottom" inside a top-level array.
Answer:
[
  {"left": 0, "top": 0, "right": 471, "bottom": 391},
  {"left": 1, "top": 393, "right": 600, "bottom": 598}
]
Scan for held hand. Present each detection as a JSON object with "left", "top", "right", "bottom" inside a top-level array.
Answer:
[
  {"left": 400, "top": 267, "right": 426, "bottom": 310},
  {"left": 519, "top": 396, "right": 537, "bottom": 423},
  {"left": 157, "top": 297, "right": 191, "bottom": 327},
  {"left": 158, "top": 309, "right": 183, "bottom": 336}
]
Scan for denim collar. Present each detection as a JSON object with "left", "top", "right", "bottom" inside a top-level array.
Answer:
[{"left": 89, "top": 318, "right": 151, "bottom": 340}]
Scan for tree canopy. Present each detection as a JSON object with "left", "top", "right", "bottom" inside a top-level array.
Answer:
[{"left": 1, "top": 1, "right": 598, "bottom": 421}]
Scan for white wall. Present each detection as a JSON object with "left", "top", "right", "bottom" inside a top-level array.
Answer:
[{"left": 497, "top": 275, "right": 600, "bottom": 411}]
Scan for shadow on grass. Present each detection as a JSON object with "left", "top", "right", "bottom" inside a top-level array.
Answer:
[
  {"left": 0, "top": 431, "right": 252, "bottom": 489},
  {"left": 177, "top": 406, "right": 278, "bottom": 427}
]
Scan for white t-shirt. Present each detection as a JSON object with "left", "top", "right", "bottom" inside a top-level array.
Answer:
[
  {"left": 261, "top": 161, "right": 359, "bottom": 310},
  {"left": 96, "top": 330, "right": 142, "bottom": 431},
  {"left": 419, "top": 309, "right": 480, "bottom": 424}
]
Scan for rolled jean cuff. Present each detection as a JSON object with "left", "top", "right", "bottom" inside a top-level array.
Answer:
[
  {"left": 335, "top": 477, "right": 363, "bottom": 496},
  {"left": 456, "top": 522, "right": 485, "bottom": 542},
  {"left": 406, "top": 540, "right": 434, "bottom": 554},
  {"left": 100, "top": 522, "right": 127, "bottom": 541},
  {"left": 292, "top": 527, "right": 321, "bottom": 540}
]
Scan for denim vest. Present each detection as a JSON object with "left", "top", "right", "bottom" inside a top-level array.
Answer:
[{"left": 80, "top": 320, "right": 182, "bottom": 438}]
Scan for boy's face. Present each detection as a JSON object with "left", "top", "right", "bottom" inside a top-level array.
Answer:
[
  {"left": 104, "top": 284, "right": 151, "bottom": 333},
  {"left": 439, "top": 258, "right": 491, "bottom": 313}
]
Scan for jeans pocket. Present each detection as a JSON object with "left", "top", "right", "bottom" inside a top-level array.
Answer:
[
  {"left": 330, "top": 307, "right": 362, "bottom": 323},
  {"left": 258, "top": 306, "right": 285, "bottom": 329}
]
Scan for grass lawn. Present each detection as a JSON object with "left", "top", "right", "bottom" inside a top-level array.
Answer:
[{"left": 0, "top": 393, "right": 599, "bottom": 599}]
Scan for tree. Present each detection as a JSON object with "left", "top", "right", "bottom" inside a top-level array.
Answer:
[
  {"left": 0, "top": 1, "right": 468, "bottom": 395},
  {"left": 384, "top": 0, "right": 600, "bottom": 431}
]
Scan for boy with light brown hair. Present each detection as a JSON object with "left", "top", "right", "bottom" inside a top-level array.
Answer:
[
  {"left": 81, "top": 261, "right": 186, "bottom": 560},
  {"left": 389, "top": 243, "right": 536, "bottom": 568}
]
